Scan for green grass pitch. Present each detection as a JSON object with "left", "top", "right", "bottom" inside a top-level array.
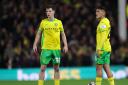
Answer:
[{"left": 0, "top": 79, "right": 128, "bottom": 85}]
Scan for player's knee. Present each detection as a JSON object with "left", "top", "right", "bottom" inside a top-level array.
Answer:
[
  {"left": 54, "top": 66, "right": 59, "bottom": 72},
  {"left": 41, "top": 67, "right": 46, "bottom": 72},
  {"left": 96, "top": 67, "right": 102, "bottom": 77},
  {"left": 96, "top": 67, "right": 100, "bottom": 72},
  {"left": 41, "top": 69, "right": 45, "bottom": 72},
  {"left": 96, "top": 66, "right": 102, "bottom": 72}
]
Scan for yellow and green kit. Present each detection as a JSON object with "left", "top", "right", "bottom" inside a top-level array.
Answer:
[
  {"left": 96, "top": 18, "right": 111, "bottom": 64},
  {"left": 39, "top": 18, "right": 64, "bottom": 65}
]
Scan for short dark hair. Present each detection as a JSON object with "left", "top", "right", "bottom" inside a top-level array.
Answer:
[
  {"left": 96, "top": 6, "right": 106, "bottom": 12},
  {"left": 96, "top": 6, "right": 108, "bottom": 17},
  {"left": 46, "top": 4, "right": 56, "bottom": 11}
]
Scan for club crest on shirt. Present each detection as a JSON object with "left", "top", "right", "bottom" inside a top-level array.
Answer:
[
  {"left": 54, "top": 23, "right": 58, "bottom": 26},
  {"left": 100, "top": 24, "right": 106, "bottom": 29}
]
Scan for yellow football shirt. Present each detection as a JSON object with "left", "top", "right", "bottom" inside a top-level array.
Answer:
[
  {"left": 96, "top": 18, "right": 111, "bottom": 52},
  {"left": 39, "top": 18, "right": 64, "bottom": 50}
]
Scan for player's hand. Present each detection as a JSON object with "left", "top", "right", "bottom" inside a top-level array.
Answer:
[
  {"left": 33, "top": 44, "right": 38, "bottom": 56},
  {"left": 96, "top": 49, "right": 103, "bottom": 57},
  {"left": 63, "top": 45, "right": 68, "bottom": 53}
]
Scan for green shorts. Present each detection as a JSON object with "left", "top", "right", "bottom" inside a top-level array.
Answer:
[
  {"left": 40, "top": 49, "right": 61, "bottom": 65},
  {"left": 96, "top": 51, "right": 111, "bottom": 64}
]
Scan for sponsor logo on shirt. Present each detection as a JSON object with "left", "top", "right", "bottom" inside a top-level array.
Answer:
[{"left": 54, "top": 23, "right": 58, "bottom": 27}]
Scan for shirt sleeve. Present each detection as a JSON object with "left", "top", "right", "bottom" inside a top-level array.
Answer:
[
  {"left": 38, "top": 21, "right": 44, "bottom": 31},
  {"left": 97, "top": 22, "right": 108, "bottom": 50},
  {"left": 99, "top": 22, "right": 108, "bottom": 32},
  {"left": 59, "top": 21, "right": 64, "bottom": 32}
]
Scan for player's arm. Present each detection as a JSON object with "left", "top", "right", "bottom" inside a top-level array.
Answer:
[
  {"left": 61, "top": 31, "right": 68, "bottom": 53},
  {"left": 97, "top": 23, "right": 108, "bottom": 56},
  {"left": 33, "top": 20, "right": 43, "bottom": 54},
  {"left": 33, "top": 29, "right": 42, "bottom": 54},
  {"left": 97, "top": 31, "right": 108, "bottom": 50},
  {"left": 59, "top": 20, "right": 68, "bottom": 53}
]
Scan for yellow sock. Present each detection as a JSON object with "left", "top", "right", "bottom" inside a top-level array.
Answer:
[
  {"left": 54, "top": 79, "right": 60, "bottom": 85},
  {"left": 96, "top": 77, "right": 102, "bottom": 85},
  {"left": 38, "top": 80, "right": 44, "bottom": 85},
  {"left": 108, "top": 77, "right": 115, "bottom": 85}
]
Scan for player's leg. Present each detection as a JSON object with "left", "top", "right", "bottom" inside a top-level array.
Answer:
[
  {"left": 53, "top": 64, "right": 60, "bottom": 79},
  {"left": 53, "top": 64, "right": 60, "bottom": 85},
  {"left": 39, "top": 65, "right": 47, "bottom": 80},
  {"left": 38, "top": 65, "right": 47, "bottom": 85},
  {"left": 52, "top": 50, "right": 61, "bottom": 85},
  {"left": 38, "top": 49, "right": 52, "bottom": 85},
  {"left": 103, "top": 52, "right": 114, "bottom": 85},
  {"left": 96, "top": 64, "right": 103, "bottom": 85},
  {"left": 96, "top": 52, "right": 106, "bottom": 85},
  {"left": 103, "top": 64, "right": 114, "bottom": 85}
]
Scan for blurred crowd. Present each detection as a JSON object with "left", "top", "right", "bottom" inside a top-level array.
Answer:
[{"left": 0, "top": 0, "right": 128, "bottom": 69}]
